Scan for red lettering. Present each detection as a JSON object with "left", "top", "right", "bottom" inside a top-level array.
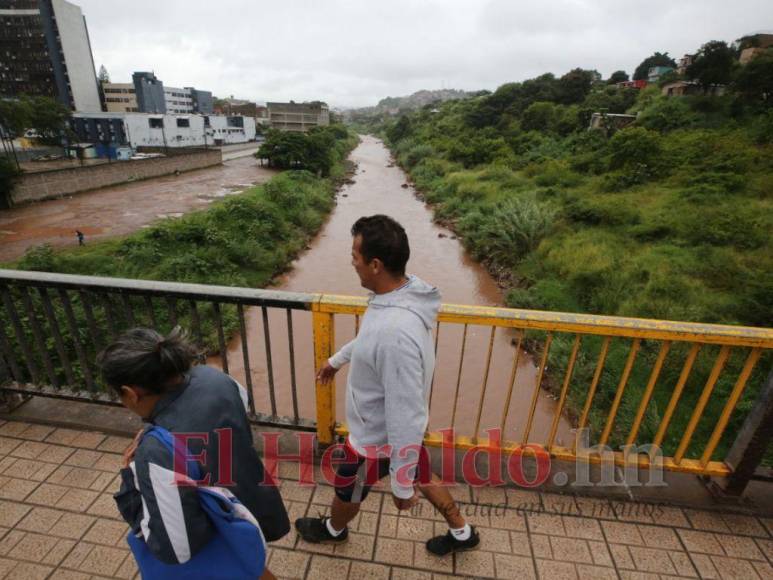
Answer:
[
  {"left": 260, "top": 432, "right": 316, "bottom": 486},
  {"left": 507, "top": 444, "right": 551, "bottom": 488},
  {"left": 172, "top": 433, "right": 210, "bottom": 486},
  {"left": 460, "top": 429, "right": 505, "bottom": 487},
  {"left": 214, "top": 428, "right": 234, "bottom": 486},
  {"left": 438, "top": 428, "right": 456, "bottom": 486}
]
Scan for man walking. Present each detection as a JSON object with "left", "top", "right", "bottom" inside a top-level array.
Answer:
[{"left": 295, "top": 214, "right": 480, "bottom": 556}]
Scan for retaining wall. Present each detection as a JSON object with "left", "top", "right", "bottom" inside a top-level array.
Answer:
[{"left": 11, "top": 148, "right": 222, "bottom": 205}]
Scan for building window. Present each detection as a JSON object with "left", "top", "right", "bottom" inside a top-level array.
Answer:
[
  {"left": 176, "top": 118, "right": 190, "bottom": 128},
  {"left": 149, "top": 118, "right": 164, "bottom": 128}
]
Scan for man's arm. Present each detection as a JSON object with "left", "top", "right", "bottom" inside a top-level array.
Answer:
[
  {"left": 329, "top": 338, "right": 356, "bottom": 369},
  {"left": 376, "top": 329, "right": 428, "bottom": 500},
  {"left": 114, "top": 437, "right": 213, "bottom": 564}
]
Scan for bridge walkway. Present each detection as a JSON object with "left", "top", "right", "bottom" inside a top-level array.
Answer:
[{"left": 0, "top": 419, "right": 771, "bottom": 580}]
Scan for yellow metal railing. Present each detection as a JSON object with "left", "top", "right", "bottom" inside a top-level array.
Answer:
[{"left": 311, "top": 295, "right": 773, "bottom": 478}]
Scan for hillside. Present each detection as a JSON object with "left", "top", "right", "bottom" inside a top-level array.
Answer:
[{"left": 372, "top": 59, "right": 773, "bottom": 460}]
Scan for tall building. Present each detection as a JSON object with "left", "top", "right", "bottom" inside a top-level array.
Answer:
[
  {"left": 132, "top": 71, "right": 165, "bottom": 114},
  {"left": 130, "top": 72, "right": 212, "bottom": 114},
  {"left": 267, "top": 101, "right": 329, "bottom": 132},
  {"left": 0, "top": 0, "right": 101, "bottom": 111}
]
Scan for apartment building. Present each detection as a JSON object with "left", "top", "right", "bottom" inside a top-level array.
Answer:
[
  {"left": 101, "top": 82, "right": 138, "bottom": 112},
  {"left": 0, "top": 0, "right": 101, "bottom": 111},
  {"left": 267, "top": 101, "right": 329, "bottom": 132}
]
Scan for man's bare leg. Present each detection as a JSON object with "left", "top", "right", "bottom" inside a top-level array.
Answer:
[
  {"left": 330, "top": 495, "right": 361, "bottom": 531},
  {"left": 417, "top": 474, "right": 465, "bottom": 528}
]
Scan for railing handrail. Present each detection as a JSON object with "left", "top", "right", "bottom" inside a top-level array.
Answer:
[
  {"left": 315, "top": 294, "right": 773, "bottom": 348},
  {"left": 3, "top": 269, "right": 772, "bottom": 347},
  {"left": 0, "top": 269, "right": 316, "bottom": 310}
]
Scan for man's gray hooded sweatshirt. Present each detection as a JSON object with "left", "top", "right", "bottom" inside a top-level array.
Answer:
[{"left": 329, "top": 275, "right": 441, "bottom": 499}]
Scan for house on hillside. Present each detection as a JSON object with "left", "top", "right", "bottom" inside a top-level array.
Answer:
[
  {"left": 616, "top": 79, "right": 648, "bottom": 90},
  {"left": 588, "top": 112, "right": 637, "bottom": 132},
  {"left": 647, "top": 66, "right": 675, "bottom": 83},
  {"left": 739, "top": 34, "right": 773, "bottom": 64},
  {"left": 676, "top": 54, "right": 694, "bottom": 75},
  {"left": 661, "top": 80, "right": 726, "bottom": 97}
]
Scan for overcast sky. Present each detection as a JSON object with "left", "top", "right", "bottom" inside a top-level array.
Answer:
[{"left": 78, "top": 0, "right": 773, "bottom": 109}]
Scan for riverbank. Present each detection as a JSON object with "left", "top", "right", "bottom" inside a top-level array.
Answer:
[
  {"left": 4, "top": 128, "right": 359, "bottom": 351},
  {"left": 372, "top": 91, "right": 772, "bottom": 462},
  {"left": 223, "top": 135, "right": 573, "bottom": 444}
]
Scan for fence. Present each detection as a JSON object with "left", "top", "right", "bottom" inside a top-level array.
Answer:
[{"left": 1, "top": 269, "right": 771, "bottom": 494}]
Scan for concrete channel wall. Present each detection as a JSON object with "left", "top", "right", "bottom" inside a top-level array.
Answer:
[{"left": 11, "top": 148, "right": 222, "bottom": 206}]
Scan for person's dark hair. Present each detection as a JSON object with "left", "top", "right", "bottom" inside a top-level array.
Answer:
[
  {"left": 351, "top": 214, "right": 410, "bottom": 276},
  {"left": 97, "top": 326, "right": 197, "bottom": 395}
]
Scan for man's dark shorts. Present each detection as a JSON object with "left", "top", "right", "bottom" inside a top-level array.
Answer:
[{"left": 334, "top": 440, "right": 432, "bottom": 503}]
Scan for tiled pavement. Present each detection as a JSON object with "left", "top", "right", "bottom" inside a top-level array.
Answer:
[{"left": 1, "top": 420, "right": 772, "bottom": 580}]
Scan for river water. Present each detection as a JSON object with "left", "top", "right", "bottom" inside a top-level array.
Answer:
[
  {"left": 224, "top": 136, "right": 572, "bottom": 446},
  {"left": 0, "top": 154, "right": 273, "bottom": 262}
]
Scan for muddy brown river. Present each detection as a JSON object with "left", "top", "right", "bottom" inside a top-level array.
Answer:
[
  {"left": 225, "top": 136, "right": 572, "bottom": 446},
  {"left": 0, "top": 154, "right": 274, "bottom": 262}
]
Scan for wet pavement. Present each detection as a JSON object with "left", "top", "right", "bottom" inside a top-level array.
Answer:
[
  {"left": 0, "top": 418, "right": 772, "bottom": 579},
  {"left": 0, "top": 155, "right": 275, "bottom": 263}
]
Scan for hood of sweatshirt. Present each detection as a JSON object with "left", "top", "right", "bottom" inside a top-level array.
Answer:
[{"left": 367, "top": 274, "right": 441, "bottom": 330}]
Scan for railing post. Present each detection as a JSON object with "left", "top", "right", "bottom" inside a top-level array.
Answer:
[
  {"left": 312, "top": 303, "right": 335, "bottom": 446},
  {"left": 722, "top": 369, "right": 773, "bottom": 496}
]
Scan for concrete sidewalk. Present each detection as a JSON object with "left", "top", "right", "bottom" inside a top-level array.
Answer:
[{"left": 0, "top": 418, "right": 771, "bottom": 579}]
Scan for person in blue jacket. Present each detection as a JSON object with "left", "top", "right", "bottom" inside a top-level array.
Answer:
[{"left": 99, "top": 326, "right": 288, "bottom": 579}]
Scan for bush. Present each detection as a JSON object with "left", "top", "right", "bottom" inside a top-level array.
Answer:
[
  {"left": 638, "top": 97, "right": 698, "bottom": 132},
  {"left": 402, "top": 143, "right": 435, "bottom": 168},
  {"left": 608, "top": 127, "right": 663, "bottom": 170},
  {"left": 459, "top": 195, "right": 557, "bottom": 266}
]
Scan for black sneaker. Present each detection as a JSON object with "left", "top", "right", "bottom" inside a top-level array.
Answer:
[
  {"left": 426, "top": 526, "right": 480, "bottom": 556},
  {"left": 295, "top": 516, "right": 349, "bottom": 544}
]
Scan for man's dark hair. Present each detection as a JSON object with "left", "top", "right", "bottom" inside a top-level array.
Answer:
[
  {"left": 97, "top": 326, "right": 197, "bottom": 394},
  {"left": 351, "top": 215, "right": 410, "bottom": 276}
]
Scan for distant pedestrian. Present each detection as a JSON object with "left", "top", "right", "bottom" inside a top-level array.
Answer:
[{"left": 75, "top": 230, "right": 85, "bottom": 246}]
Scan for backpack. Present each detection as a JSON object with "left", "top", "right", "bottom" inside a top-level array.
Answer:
[{"left": 127, "top": 426, "right": 267, "bottom": 579}]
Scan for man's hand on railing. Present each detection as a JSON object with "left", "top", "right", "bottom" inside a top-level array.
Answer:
[{"left": 316, "top": 361, "right": 339, "bottom": 385}]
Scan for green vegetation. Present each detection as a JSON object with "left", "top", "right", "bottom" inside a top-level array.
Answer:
[
  {"left": 2, "top": 127, "right": 357, "bottom": 388},
  {"left": 371, "top": 51, "right": 772, "bottom": 461},
  {"left": 257, "top": 125, "right": 355, "bottom": 177},
  {"left": 0, "top": 95, "right": 72, "bottom": 145}
]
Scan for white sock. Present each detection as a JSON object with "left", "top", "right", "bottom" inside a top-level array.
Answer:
[
  {"left": 450, "top": 523, "right": 471, "bottom": 541},
  {"left": 325, "top": 517, "right": 344, "bottom": 537}
]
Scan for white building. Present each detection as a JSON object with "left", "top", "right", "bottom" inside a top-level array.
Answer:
[
  {"left": 164, "top": 87, "right": 195, "bottom": 114},
  {"left": 71, "top": 112, "right": 256, "bottom": 149}
]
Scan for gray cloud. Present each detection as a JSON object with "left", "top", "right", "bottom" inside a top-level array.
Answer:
[{"left": 78, "top": 0, "right": 773, "bottom": 107}]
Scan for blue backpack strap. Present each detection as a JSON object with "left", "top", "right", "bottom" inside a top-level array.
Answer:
[{"left": 142, "top": 426, "right": 203, "bottom": 482}]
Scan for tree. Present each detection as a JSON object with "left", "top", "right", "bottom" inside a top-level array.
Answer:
[
  {"left": 558, "top": 68, "right": 595, "bottom": 104},
  {"left": 521, "top": 101, "right": 560, "bottom": 132},
  {"left": 686, "top": 41, "right": 738, "bottom": 91},
  {"left": 734, "top": 49, "right": 773, "bottom": 105},
  {"left": 98, "top": 65, "right": 110, "bottom": 83},
  {"left": 607, "top": 70, "right": 629, "bottom": 84},
  {"left": 633, "top": 52, "right": 677, "bottom": 80},
  {"left": 0, "top": 96, "right": 70, "bottom": 144}
]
